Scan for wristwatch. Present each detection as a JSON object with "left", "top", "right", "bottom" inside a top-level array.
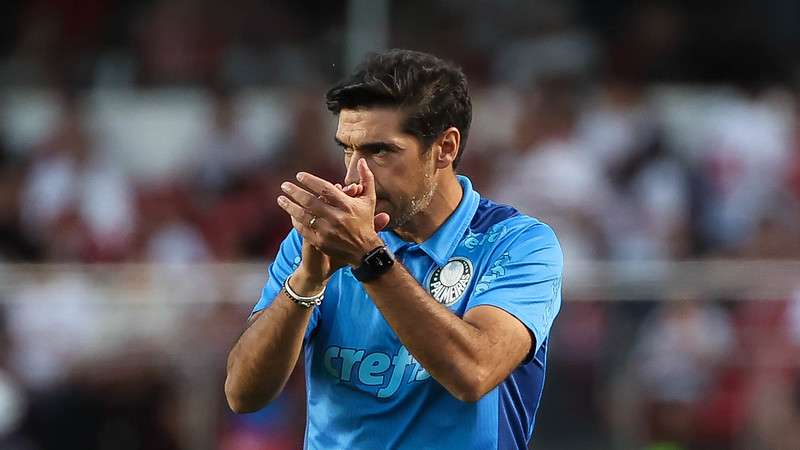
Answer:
[{"left": 352, "top": 245, "right": 396, "bottom": 282}]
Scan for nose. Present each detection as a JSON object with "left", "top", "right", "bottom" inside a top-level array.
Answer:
[{"left": 343, "top": 152, "right": 361, "bottom": 186}]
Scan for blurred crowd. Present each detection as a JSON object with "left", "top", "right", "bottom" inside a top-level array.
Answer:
[
  {"left": 1, "top": 0, "right": 800, "bottom": 449},
  {"left": 2, "top": 81, "right": 800, "bottom": 266},
  {"left": 0, "top": 88, "right": 333, "bottom": 264},
  {"left": 0, "top": 0, "right": 799, "bottom": 265}
]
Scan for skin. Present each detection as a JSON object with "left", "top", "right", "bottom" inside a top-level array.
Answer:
[{"left": 225, "top": 107, "right": 532, "bottom": 412}]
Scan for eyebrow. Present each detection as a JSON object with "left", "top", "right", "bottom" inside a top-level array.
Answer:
[{"left": 334, "top": 137, "right": 402, "bottom": 153}]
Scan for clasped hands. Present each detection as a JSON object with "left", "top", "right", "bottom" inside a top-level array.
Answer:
[{"left": 277, "top": 158, "right": 391, "bottom": 271}]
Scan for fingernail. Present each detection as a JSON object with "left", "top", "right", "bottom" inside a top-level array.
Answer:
[
  {"left": 277, "top": 196, "right": 286, "bottom": 205},
  {"left": 296, "top": 172, "right": 305, "bottom": 182},
  {"left": 281, "top": 182, "right": 290, "bottom": 190}
]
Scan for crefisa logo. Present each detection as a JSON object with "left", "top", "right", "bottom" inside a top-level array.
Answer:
[{"left": 427, "top": 257, "right": 473, "bottom": 306}]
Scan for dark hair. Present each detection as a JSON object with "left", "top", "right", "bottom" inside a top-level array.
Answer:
[{"left": 326, "top": 49, "right": 472, "bottom": 169}]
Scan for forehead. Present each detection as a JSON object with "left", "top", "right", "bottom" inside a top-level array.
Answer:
[{"left": 335, "top": 108, "right": 409, "bottom": 147}]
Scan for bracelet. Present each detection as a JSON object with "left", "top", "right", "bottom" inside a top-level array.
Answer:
[{"left": 282, "top": 275, "right": 325, "bottom": 308}]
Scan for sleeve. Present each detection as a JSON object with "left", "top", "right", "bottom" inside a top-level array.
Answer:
[
  {"left": 465, "top": 222, "right": 563, "bottom": 358},
  {"left": 251, "top": 229, "right": 320, "bottom": 340}
]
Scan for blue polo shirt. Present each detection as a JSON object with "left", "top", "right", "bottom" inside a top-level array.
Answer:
[{"left": 253, "top": 176, "right": 563, "bottom": 450}]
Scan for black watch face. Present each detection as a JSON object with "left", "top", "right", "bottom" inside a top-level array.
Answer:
[
  {"left": 354, "top": 247, "right": 393, "bottom": 281},
  {"left": 367, "top": 247, "right": 394, "bottom": 268}
]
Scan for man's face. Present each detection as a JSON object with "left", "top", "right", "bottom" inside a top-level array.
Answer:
[{"left": 336, "top": 107, "right": 438, "bottom": 230}]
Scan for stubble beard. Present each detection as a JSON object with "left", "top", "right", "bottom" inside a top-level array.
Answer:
[{"left": 387, "top": 172, "right": 437, "bottom": 230}]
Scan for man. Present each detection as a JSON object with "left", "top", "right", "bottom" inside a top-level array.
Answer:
[{"left": 225, "top": 49, "right": 563, "bottom": 449}]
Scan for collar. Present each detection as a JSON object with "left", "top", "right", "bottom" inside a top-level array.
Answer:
[{"left": 380, "top": 175, "right": 480, "bottom": 267}]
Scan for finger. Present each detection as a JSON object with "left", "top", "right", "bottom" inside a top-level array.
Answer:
[
  {"left": 342, "top": 183, "right": 359, "bottom": 196},
  {"left": 374, "top": 212, "right": 391, "bottom": 231},
  {"left": 357, "top": 159, "right": 376, "bottom": 199},
  {"left": 280, "top": 182, "right": 331, "bottom": 216},
  {"left": 289, "top": 215, "right": 315, "bottom": 241},
  {"left": 296, "top": 172, "right": 348, "bottom": 206},
  {"left": 279, "top": 198, "right": 325, "bottom": 246},
  {"left": 277, "top": 195, "right": 317, "bottom": 229},
  {"left": 342, "top": 183, "right": 362, "bottom": 196}
]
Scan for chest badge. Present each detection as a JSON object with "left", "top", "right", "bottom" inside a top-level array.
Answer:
[{"left": 427, "top": 257, "right": 473, "bottom": 306}]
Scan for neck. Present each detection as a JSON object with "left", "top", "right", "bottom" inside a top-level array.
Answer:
[{"left": 393, "top": 173, "right": 463, "bottom": 244}]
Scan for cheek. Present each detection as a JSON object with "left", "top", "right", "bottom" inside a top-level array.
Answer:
[
  {"left": 374, "top": 180, "right": 401, "bottom": 206},
  {"left": 372, "top": 157, "right": 417, "bottom": 200},
  {"left": 374, "top": 179, "right": 390, "bottom": 199}
]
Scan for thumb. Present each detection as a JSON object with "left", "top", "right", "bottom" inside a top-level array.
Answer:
[
  {"left": 357, "top": 158, "right": 376, "bottom": 199},
  {"left": 373, "top": 212, "right": 391, "bottom": 232}
]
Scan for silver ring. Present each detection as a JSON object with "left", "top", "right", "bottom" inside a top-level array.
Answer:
[{"left": 308, "top": 216, "right": 318, "bottom": 228}]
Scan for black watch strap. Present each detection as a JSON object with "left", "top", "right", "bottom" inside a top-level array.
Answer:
[{"left": 352, "top": 245, "right": 395, "bottom": 282}]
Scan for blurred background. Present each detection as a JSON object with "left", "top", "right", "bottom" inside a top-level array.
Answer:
[{"left": 0, "top": 0, "right": 799, "bottom": 449}]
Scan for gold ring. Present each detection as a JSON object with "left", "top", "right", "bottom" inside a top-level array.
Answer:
[{"left": 309, "top": 216, "right": 318, "bottom": 228}]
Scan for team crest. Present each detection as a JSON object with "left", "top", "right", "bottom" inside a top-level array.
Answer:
[{"left": 427, "top": 257, "right": 473, "bottom": 306}]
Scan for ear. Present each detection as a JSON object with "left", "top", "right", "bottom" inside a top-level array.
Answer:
[{"left": 434, "top": 127, "right": 461, "bottom": 170}]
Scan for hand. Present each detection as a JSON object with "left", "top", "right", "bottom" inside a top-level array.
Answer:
[
  {"left": 292, "top": 183, "right": 364, "bottom": 287},
  {"left": 277, "top": 159, "right": 390, "bottom": 267}
]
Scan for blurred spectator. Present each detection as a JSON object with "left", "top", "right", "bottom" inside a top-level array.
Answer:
[
  {"left": 0, "top": 139, "right": 41, "bottom": 261},
  {"left": 184, "top": 89, "right": 261, "bottom": 201},
  {"left": 489, "top": 77, "right": 610, "bottom": 260},
  {"left": 137, "top": 184, "right": 211, "bottom": 264},
  {"left": 579, "top": 80, "right": 691, "bottom": 260},
  {"left": 692, "top": 86, "right": 793, "bottom": 255},
  {"left": 20, "top": 94, "right": 136, "bottom": 261},
  {"left": 625, "top": 299, "right": 735, "bottom": 449},
  {"left": 727, "top": 288, "right": 800, "bottom": 449},
  {"left": 7, "top": 272, "right": 106, "bottom": 389}
]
